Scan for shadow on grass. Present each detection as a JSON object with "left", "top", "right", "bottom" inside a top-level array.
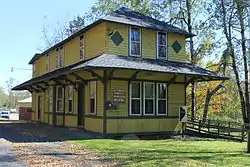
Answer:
[{"left": 97, "top": 150, "right": 250, "bottom": 166}]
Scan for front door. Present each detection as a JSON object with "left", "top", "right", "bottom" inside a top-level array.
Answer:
[
  {"left": 78, "top": 84, "right": 85, "bottom": 127},
  {"left": 37, "top": 95, "right": 42, "bottom": 121}
]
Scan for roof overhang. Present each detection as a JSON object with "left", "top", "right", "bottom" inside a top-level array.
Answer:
[
  {"left": 13, "top": 54, "right": 229, "bottom": 91},
  {"left": 28, "top": 53, "right": 41, "bottom": 64}
]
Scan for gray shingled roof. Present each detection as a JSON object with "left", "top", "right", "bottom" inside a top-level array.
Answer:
[
  {"left": 73, "top": 54, "right": 228, "bottom": 80},
  {"left": 13, "top": 54, "right": 228, "bottom": 91},
  {"left": 102, "top": 7, "right": 195, "bottom": 37}
]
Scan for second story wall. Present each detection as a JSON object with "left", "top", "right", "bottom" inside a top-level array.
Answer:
[
  {"left": 33, "top": 22, "right": 107, "bottom": 77},
  {"left": 105, "top": 22, "right": 187, "bottom": 62},
  {"left": 64, "top": 22, "right": 106, "bottom": 67},
  {"left": 33, "top": 55, "right": 47, "bottom": 77},
  {"left": 32, "top": 21, "right": 188, "bottom": 78}
]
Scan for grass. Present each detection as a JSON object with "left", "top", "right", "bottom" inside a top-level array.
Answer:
[{"left": 72, "top": 137, "right": 250, "bottom": 167}]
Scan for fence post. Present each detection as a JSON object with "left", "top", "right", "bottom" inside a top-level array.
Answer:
[
  {"left": 193, "top": 118, "right": 195, "bottom": 129},
  {"left": 208, "top": 120, "right": 210, "bottom": 133},
  {"left": 228, "top": 122, "right": 230, "bottom": 136},
  {"left": 218, "top": 122, "right": 220, "bottom": 136},
  {"left": 198, "top": 120, "right": 201, "bottom": 133},
  {"left": 241, "top": 125, "right": 245, "bottom": 142}
]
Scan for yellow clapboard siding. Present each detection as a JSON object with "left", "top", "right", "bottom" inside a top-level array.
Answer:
[
  {"left": 56, "top": 115, "right": 63, "bottom": 126},
  {"left": 106, "top": 22, "right": 129, "bottom": 56},
  {"left": 85, "top": 22, "right": 106, "bottom": 59},
  {"left": 107, "top": 80, "right": 129, "bottom": 117},
  {"left": 107, "top": 118, "right": 180, "bottom": 134},
  {"left": 33, "top": 22, "right": 188, "bottom": 77},
  {"left": 168, "top": 84, "right": 185, "bottom": 116},
  {"left": 168, "top": 33, "right": 187, "bottom": 62},
  {"left": 64, "top": 37, "right": 80, "bottom": 66},
  {"left": 85, "top": 117, "right": 103, "bottom": 133},
  {"left": 65, "top": 116, "right": 77, "bottom": 127},
  {"left": 142, "top": 28, "right": 156, "bottom": 59}
]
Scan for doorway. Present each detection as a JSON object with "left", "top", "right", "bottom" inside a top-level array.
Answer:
[
  {"left": 37, "top": 95, "right": 42, "bottom": 121},
  {"left": 77, "top": 84, "right": 85, "bottom": 127}
]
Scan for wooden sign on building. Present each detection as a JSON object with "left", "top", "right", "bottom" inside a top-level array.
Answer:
[{"left": 112, "top": 89, "right": 125, "bottom": 104}]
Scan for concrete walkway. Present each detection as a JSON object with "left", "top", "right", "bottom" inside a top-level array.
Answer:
[{"left": 0, "top": 142, "right": 26, "bottom": 167}]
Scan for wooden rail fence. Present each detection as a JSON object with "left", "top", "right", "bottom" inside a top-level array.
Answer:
[{"left": 185, "top": 117, "right": 248, "bottom": 142}]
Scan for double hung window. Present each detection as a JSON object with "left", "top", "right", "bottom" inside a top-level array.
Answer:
[{"left": 130, "top": 27, "right": 141, "bottom": 56}]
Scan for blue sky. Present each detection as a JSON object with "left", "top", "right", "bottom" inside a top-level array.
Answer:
[{"left": 0, "top": 0, "right": 96, "bottom": 89}]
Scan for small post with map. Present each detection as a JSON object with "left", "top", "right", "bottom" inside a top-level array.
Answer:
[{"left": 179, "top": 106, "right": 187, "bottom": 137}]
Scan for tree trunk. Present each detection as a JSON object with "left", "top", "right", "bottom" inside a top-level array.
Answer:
[
  {"left": 236, "top": 0, "right": 250, "bottom": 152},
  {"left": 191, "top": 83, "right": 196, "bottom": 119},
  {"left": 221, "top": 0, "right": 247, "bottom": 123},
  {"left": 236, "top": 0, "right": 250, "bottom": 122},
  {"left": 186, "top": 0, "right": 196, "bottom": 119},
  {"left": 203, "top": 81, "right": 225, "bottom": 121}
]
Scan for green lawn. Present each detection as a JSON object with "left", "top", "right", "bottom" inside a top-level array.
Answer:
[{"left": 72, "top": 138, "right": 250, "bottom": 167}]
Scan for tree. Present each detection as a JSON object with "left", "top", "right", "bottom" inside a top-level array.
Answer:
[
  {"left": 167, "top": 0, "right": 221, "bottom": 119},
  {"left": 85, "top": 0, "right": 161, "bottom": 22},
  {"left": 40, "top": 14, "right": 85, "bottom": 51},
  {"left": 203, "top": 48, "right": 230, "bottom": 120},
  {"left": 5, "top": 78, "right": 30, "bottom": 108},
  {"left": 66, "top": 15, "right": 85, "bottom": 36},
  {"left": 214, "top": 0, "right": 250, "bottom": 152}
]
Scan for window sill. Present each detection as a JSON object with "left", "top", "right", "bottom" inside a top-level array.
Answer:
[
  {"left": 157, "top": 114, "right": 168, "bottom": 116},
  {"left": 56, "top": 111, "right": 63, "bottom": 113},
  {"left": 89, "top": 112, "right": 97, "bottom": 115},
  {"left": 129, "top": 114, "right": 142, "bottom": 116},
  {"left": 156, "top": 57, "right": 168, "bottom": 60},
  {"left": 129, "top": 54, "right": 141, "bottom": 57}
]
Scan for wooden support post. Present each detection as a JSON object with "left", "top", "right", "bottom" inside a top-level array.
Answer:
[
  {"left": 182, "top": 122, "right": 185, "bottom": 138},
  {"left": 103, "top": 70, "right": 108, "bottom": 136},
  {"left": 52, "top": 86, "right": 57, "bottom": 126},
  {"left": 63, "top": 85, "right": 66, "bottom": 127}
]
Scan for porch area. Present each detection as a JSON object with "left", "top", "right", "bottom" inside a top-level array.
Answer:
[{"left": 12, "top": 54, "right": 228, "bottom": 135}]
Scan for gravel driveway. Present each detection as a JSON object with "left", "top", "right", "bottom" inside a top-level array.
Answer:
[
  {"left": 0, "top": 121, "right": 117, "bottom": 167},
  {"left": 0, "top": 141, "right": 26, "bottom": 167}
]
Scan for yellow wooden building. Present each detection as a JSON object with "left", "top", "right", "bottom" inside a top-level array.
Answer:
[{"left": 13, "top": 7, "right": 228, "bottom": 135}]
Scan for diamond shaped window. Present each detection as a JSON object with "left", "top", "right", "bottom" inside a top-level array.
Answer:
[
  {"left": 111, "top": 31, "right": 124, "bottom": 46},
  {"left": 172, "top": 40, "right": 182, "bottom": 53}
]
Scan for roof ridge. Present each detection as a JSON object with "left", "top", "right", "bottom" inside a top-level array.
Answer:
[{"left": 111, "top": 7, "right": 190, "bottom": 34}]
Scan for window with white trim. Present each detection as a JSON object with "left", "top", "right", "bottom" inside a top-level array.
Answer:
[
  {"left": 157, "top": 32, "right": 167, "bottom": 59},
  {"left": 130, "top": 82, "right": 142, "bottom": 115},
  {"left": 56, "top": 46, "right": 64, "bottom": 68},
  {"left": 80, "top": 35, "right": 84, "bottom": 60},
  {"left": 67, "top": 85, "right": 74, "bottom": 113},
  {"left": 157, "top": 83, "right": 168, "bottom": 115},
  {"left": 90, "top": 81, "right": 97, "bottom": 114},
  {"left": 130, "top": 27, "right": 141, "bottom": 56},
  {"left": 144, "top": 82, "right": 155, "bottom": 115},
  {"left": 56, "top": 86, "right": 64, "bottom": 112}
]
